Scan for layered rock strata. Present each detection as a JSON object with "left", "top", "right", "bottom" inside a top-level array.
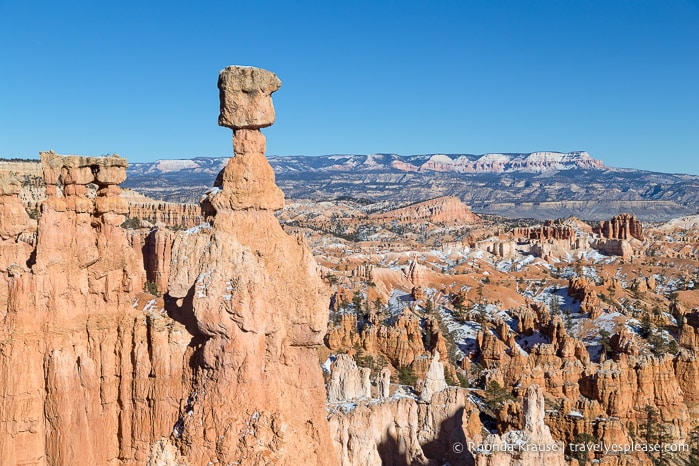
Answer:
[
  {"left": 513, "top": 220, "right": 574, "bottom": 241},
  {"left": 568, "top": 276, "right": 602, "bottom": 318},
  {"left": 0, "top": 172, "right": 34, "bottom": 273},
  {"left": 127, "top": 201, "right": 202, "bottom": 229},
  {"left": 0, "top": 66, "right": 336, "bottom": 466},
  {"left": 0, "top": 152, "right": 191, "bottom": 465},
  {"left": 369, "top": 196, "right": 480, "bottom": 224}
]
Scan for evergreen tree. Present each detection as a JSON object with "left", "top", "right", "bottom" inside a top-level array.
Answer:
[
  {"left": 640, "top": 314, "right": 653, "bottom": 339},
  {"left": 484, "top": 380, "right": 514, "bottom": 413}
]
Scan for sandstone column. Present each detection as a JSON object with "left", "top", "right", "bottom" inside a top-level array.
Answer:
[
  {"left": 203, "top": 65, "right": 284, "bottom": 216},
  {"left": 378, "top": 367, "right": 391, "bottom": 399},
  {"left": 165, "top": 65, "right": 334, "bottom": 465},
  {"left": 420, "top": 350, "right": 448, "bottom": 401}
]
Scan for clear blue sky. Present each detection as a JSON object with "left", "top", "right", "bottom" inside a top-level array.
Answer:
[{"left": 1, "top": 0, "right": 697, "bottom": 175}]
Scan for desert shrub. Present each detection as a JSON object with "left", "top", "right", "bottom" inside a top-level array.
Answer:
[{"left": 121, "top": 217, "right": 141, "bottom": 229}]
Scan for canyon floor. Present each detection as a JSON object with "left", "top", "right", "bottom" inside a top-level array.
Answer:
[{"left": 283, "top": 195, "right": 699, "bottom": 465}]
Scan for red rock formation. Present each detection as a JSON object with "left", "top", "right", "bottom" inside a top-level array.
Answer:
[
  {"left": 568, "top": 276, "right": 602, "bottom": 318},
  {"left": 405, "top": 259, "right": 438, "bottom": 288},
  {"left": 594, "top": 213, "right": 644, "bottom": 241},
  {"left": 513, "top": 220, "right": 574, "bottom": 241},
  {"left": 610, "top": 326, "right": 640, "bottom": 357},
  {"left": 129, "top": 227, "right": 176, "bottom": 294},
  {"left": 360, "top": 311, "right": 425, "bottom": 368},
  {"left": 0, "top": 153, "right": 192, "bottom": 465},
  {"left": 0, "top": 172, "right": 34, "bottom": 273},
  {"left": 160, "top": 65, "right": 333, "bottom": 464},
  {"left": 127, "top": 201, "right": 203, "bottom": 229},
  {"left": 0, "top": 66, "right": 336, "bottom": 466},
  {"left": 218, "top": 65, "right": 281, "bottom": 129},
  {"left": 326, "top": 313, "right": 359, "bottom": 349},
  {"left": 589, "top": 354, "right": 690, "bottom": 440},
  {"left": 679, "top": 322, "right": 699, "bottom": 349},
  {"left": 324, "top": 308, "right": 467, "bottom": 390},
  {"left": 425, "top": 317, "right": 450, "bottom": 359},
  {"left": 370, "top": 196, "right": 479, "bottom": 224},
  {"left": 477, "top": 329, "right": 512, "bottom": 369}
]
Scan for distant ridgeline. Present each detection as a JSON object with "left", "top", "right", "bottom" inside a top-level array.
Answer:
[
  {"left": 269, "top": 151, "right": 606, "bottom": 174},
  {"left": 0, "top": 157, "right": 40, "bottom": 162},
  {"left": 3, "top": 151, "right": 699, "bottom": 221},
  {"left": 123, "top": 152, "right": 699, "bottom": 222}
]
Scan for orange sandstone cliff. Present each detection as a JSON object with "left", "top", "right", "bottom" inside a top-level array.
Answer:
[{"left": 0, "top": 66, "right": 335, "bottom": 465}]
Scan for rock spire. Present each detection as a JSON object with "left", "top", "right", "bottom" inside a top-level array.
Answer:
[{"left": 164, "top": 65, "right": 334, "bottom": 464}]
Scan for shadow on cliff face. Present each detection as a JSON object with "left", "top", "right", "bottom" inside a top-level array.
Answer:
[
  {"left": 377, "top": 409, "right": 475, "bottom": 466},
  {"left": 376, "top": 430, "right": 413, "bottom": 466},
  {"left": 142, "top": 229, "right": 159, "bottom": 285},
  {"left": 164, "top": 286, "right": 207, "bottom": 354},
  {"left": 422, "top": 408, "right": 475, "bottom": 466}
]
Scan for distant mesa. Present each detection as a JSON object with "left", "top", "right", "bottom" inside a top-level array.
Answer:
[
  {"left": 417, "top": 151, "right": 603, "bottom": 173},
  {"left": 266, "top": 151, "right": 605, "bottom": 175}
]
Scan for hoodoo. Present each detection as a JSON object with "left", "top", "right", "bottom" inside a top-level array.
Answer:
[
  {"left": 0, "top": 66, "right": 335, "bottom": 465},
  {"left": 161, "top": 65, "right": 335, "bottom": 464}
]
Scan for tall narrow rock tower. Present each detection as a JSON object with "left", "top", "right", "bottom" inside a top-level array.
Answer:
[{"left": 163, "top": 65, "right": 335, "bottom": 464}]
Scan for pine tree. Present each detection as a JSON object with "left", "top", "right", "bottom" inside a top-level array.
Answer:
[
  {"left": 484, "top": 380, "right": 514, "bottom": 413},
  {"left": 640, "top": 314, "right": 653, "bottom": 339}
]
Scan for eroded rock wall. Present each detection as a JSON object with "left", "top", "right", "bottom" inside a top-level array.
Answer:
[
  {"left": 0, "top": 154, "right": 190, "bottom": 465},
  {"left": 0, "top": 65, "right": 336, "bottom": 466}
]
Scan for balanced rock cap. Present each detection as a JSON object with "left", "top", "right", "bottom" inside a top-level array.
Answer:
[{"left": 218, "top": 65, "right": 282, "bottom": 130}]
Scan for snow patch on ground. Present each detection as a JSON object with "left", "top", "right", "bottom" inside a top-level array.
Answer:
[
  {"left": 186, "top": 222, "right": 212, "bottom": 235},
  {"left": 143, "top": 299, "right": 158, "bottom": 313},
  {"left": 438, "top": 305, "right": 485, "bottom": 355},
  {"left": 497, "top": 255, "right": 537, "bottom": 273},
  {"left": 582, "top": 266, "right": 600, "bottom": 282},
  {"left": 516, "top": 331, "right": 549, "bottom": 351},
  {"left": 388, "top": 289, "right": 413, "bottom": 315},
  {"left": 322, "top": 355, "right": 336, "bottom": 374}
]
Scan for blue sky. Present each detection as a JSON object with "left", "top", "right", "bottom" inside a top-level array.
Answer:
[{"left": 0, "top": 0, "right": 697, "bottom": 175}]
